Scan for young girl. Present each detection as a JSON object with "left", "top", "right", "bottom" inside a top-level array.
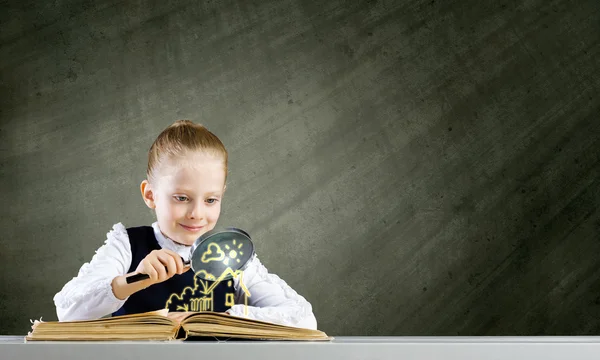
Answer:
[{"left": 53, "top": 120, "right": 317, "bottom": 330}]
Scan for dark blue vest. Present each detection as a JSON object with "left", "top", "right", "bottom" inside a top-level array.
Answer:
[{"left": 113, "top": 226, "right": 233, "bottom": 316}]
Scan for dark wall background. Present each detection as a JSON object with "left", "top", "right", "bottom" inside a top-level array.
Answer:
[{"left": 1, "top": 0, "right": 599, "bottom": 336}]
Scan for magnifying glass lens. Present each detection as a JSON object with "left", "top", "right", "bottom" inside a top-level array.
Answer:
[{"left": 190, "top": 229, "right": 254, "bottom": 281}]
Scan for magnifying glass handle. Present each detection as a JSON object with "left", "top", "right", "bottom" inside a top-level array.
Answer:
[
  {"left": 126, "top": 273, "right": 150, "bottom": 284},
  {"left": 125, "top": 259, "right": 191, "bottom": 284}
]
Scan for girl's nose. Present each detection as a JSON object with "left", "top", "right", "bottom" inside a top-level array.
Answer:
[{"left": 188, "top": 202, "right": 204, "bottom": 219}]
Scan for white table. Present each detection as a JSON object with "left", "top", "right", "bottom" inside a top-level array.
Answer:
[{"left": 3, "top": 336, "right": 600, "bottom": 360}]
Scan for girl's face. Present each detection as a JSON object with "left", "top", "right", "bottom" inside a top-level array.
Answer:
[{"left": 141, "top": 151, "right": 227, "bottom": 246}]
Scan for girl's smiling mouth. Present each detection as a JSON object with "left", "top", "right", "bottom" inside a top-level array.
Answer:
[{"left": 180, "top": 224, "right": 205, "bottom": 232}]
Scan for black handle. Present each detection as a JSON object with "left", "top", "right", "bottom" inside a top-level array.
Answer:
[
  {"left": 125, "top": 258, "right": 191, "bottom": 284},
  {"left": 126, "top": 273, "right": 150, "bottom": 284}
]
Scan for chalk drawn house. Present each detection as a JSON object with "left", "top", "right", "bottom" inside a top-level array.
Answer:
[{"left": 166, "top": 268, "right": 251, "bottom": 314}]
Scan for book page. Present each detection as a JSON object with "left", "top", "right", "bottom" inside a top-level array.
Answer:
[{"left": 166, "top": 311, "right": 196, "bottom": 325}]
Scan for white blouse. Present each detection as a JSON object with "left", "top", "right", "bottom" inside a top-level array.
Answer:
[{"left": 53, "top": 222, "right": 318, "bottom": 330}]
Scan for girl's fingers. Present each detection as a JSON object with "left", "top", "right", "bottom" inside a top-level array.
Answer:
[
  {"left": 162, "top": 253, "right": 178, "bottom": 277},
  {"left": 162, "top": 250, "right": 185, "bottom": 274},
  {"left": 151, "top": 257, "right": 168, "bottom": 280},
  {"left": 141, "top": 249, "right": 187, "bottom": 284},
  {"left": 143, "top": 260, "right": 159, "bottom": 282},
  {"left": 175, "top": 256, "right": 184, "bottom": 274}
]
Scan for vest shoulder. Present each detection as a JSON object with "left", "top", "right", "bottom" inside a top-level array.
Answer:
[
  {"left": 124, "top": 225, "right": 156, "bottom": 243},
  {"left": 125, "top": 225, "right": 154, "bottom": 232}
]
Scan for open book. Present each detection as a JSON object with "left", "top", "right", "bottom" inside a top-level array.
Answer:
[{"left": 25, "top": 309, "right": 331, "bottom": 341}]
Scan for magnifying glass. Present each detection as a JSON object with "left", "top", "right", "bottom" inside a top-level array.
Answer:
[{"left": 126, "top": 227, "right": 255, "bottom": 284}]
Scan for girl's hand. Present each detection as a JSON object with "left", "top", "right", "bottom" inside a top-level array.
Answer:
[{"left": 135, "top": 249, "right": 189, "bottom": 284}]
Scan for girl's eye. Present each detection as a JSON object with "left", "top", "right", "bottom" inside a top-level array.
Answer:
[
  {"left": 206, "top": 198, "right": 218, "bottom": 204},
  {"left": 174, "top": 196, "right": 189, "bottom": 202}
]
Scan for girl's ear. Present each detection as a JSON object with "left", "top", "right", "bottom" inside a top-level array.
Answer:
[
  {"left": 140, "top": 180, "right": 156, "bottom": 209},
  {"left": 223, "top": 184, "right": 227, "bottom": 193}
]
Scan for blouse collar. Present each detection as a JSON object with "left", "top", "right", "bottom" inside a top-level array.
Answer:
[{"left": 151, "top": 222, "right": 192, "bottom": 260}]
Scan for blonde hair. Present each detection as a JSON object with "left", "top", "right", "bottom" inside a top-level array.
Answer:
[{"left": 147, "top": 120, "right": 228, "bottom": 182}]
